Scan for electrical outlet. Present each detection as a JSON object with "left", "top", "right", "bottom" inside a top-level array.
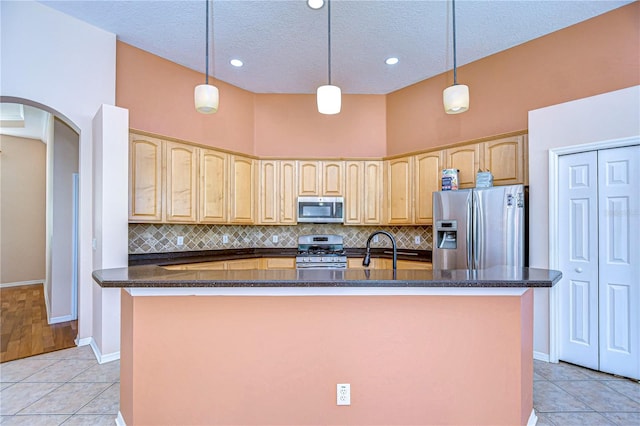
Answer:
[
  {"left": 414, "top": 236, "right": 421, "bottom": 245},
  {"left": 272, "top": 235, "right": 279, "bottom": 243},
  {"left": 177, "top": 236, "right": 184, "bottom": 246},
  {"left": 337, "top": 383, "right": 350, "bottom": 406},
  {"left": 372, "top": 235, "right": 379, "bottom": 243},
  {"left": 222, "top": 235, "right": 229, "bottom": 244}
]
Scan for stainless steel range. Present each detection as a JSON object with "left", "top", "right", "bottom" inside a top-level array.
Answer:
[{"left": 295, "top": 234, "right": 347, "bottom": 269}]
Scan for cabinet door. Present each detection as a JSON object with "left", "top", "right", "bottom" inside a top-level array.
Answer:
[
  {"left": 129, "top": 135, "right": 163, "bottom": 222},
  {"left": 226, "top": 258, "right": 261, "bottom": 270},
  {"left": 344, "top": 161, "right": 363, "bottom": 224},
  {"left": 229, "top": 155, "right": 255, "bottom": 224},
  {"left": 482, "top": 135, "right": 525, "bottom": 185},
  {"left": 258, "top": 160, "right": 278, "bottom": 224},
  {"left": 363, "top": 161, "right": 383, "bottom": 224},
  {"left": 165, "top": 141, "right": 197, "bottom": 223},
  {"left": 445, "top": 145, "right": 481, "bottom": 188},
  {"left": 396, "top": 260, "right": 433, "bottom": 270},
  {"left": 298, "top": 161, "right": 320, "bottom": 195},
  {"left": 262, "top": 258, "right": 296, "bottom": 269},
  {"left": 386, "top": 157, "right": 413, "bottom": 224},
  {"left": 415, "top": 151, "right": 444, "bottom": 224},
  {"left": 199, "top": 149, "right": 228, "bottom": 223},
  {"left": 322, "top": 161, "right": 344, "bottom": 196},
  {"left": 279, "top": 161, "right": 298, "bottom": 224}
]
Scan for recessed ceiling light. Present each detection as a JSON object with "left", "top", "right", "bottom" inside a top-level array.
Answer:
[
  {"left": 385, "top": 57, "right": 399, "bottom": 65},
  {"left": 230, "top": 59, "right": 243, "bottom": 67},
  {"left": 307, "top": 0, "right": 324, "bottom": 10}
]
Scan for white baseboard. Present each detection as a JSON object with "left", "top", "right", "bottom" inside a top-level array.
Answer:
[
  {"left": 533, "top": 351, "right": 550, "bottom": 362},
  {"left": 115, "top": 411, "right": 127, "bottom": 426},
  {"left": 527, "top": 409, "right": 538, "bottom": 426},
  {"left": 75, "top": 336, "right": 92, "bottom": 347},
  {"left": 0, "top": 280, "right": 44, "bottom": 288},
  {"left": 89, "top": 338, "right": 120, "bottom": 364},
  {"left": 76, "top": 337, "right": 121, "bottom": 364},
  {"left": 49, "top": 314, "right": 75, "bottom": 324}
]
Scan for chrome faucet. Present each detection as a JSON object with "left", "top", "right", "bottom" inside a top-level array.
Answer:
[{"left": 363, "top": 231, "right": 397, "bottom": 270}]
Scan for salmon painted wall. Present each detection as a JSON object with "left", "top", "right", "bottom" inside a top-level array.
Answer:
[
  {"left": 386, "top": 2, "right": 640, "bottom": 156},
  {"left": 116, "top": 42, "right": 255, "bottom": 154},
  {"left": 120, "top": 291, "right": 533, "bottom": 425},
  {"left": 254, "top": 94, "right": 386, "bottom": 158}
]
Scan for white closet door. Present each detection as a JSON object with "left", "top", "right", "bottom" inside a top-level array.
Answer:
[
  {"left": 598, "top": 145, "right": 640, "bottom": 379},
  {"left": 559, "top": 151, "right": 599, "bottom": 369}
]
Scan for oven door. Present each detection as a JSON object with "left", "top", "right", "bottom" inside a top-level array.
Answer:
[{"left": 295, "top": 262, "right": 346, "bottom": 269}]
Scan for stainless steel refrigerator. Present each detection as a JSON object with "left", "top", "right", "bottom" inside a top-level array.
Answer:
[{"left": 432, "top": 184, "right": 526, "bottom": 270}]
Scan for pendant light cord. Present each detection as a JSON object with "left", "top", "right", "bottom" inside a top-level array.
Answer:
[
  {"left": 452, "top": 0, "right": 457, "bottom": 85},
  {"left": 205, "top": 0, "right": 209, "bottom": 85},
  {"left": 327, "top": 0, "right": 332, "bottom": 85}
]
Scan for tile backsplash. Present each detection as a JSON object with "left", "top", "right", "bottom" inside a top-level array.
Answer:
[{"left": 129, "top": 224, "right": 433, "bottom": 254}]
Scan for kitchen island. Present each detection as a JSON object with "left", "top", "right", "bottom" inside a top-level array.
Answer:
[{"left": 93, "top": 266, "right": 561, "bottom": 426}]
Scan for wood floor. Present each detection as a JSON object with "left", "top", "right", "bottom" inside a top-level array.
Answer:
[{"left": 0, "top": 284, "right": 77, "bottom": 363}]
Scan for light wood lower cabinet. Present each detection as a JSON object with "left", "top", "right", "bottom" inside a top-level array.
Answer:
[
  {"left": 261, "top": 257, "right": 296, "bottom": 269},
  {"left": 347, "top": 258, "right": 431, "bottom": 269},
  {"left": 226, "top": 258, "right": 261, "bottom": 270},
  {"left": 397, "top": 260, "right": 432, "bottom": 270},
  {"left": 164, "top": 257, "right": 294, "bottom": 270}
]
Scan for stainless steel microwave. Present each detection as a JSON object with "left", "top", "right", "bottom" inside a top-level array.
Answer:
[{"left": 297, "top": 196, "right": 344, "bottom": 223}]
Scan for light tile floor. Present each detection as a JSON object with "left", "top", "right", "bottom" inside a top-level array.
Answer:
[
  {"left": 0, "top": 346, "right": 118, "bottom": 425},
  {"left": 534, "top": 359, "right": 640, "bottom": 425},
  {"left": 1, "top": 345, "right": 639, "bottom": 425}
]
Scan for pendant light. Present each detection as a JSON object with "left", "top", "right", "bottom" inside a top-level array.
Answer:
[
  {"left": 195, "top": 0, "right": 219, "bottom": 114},
  {"left": 317, "top": 0, "right": 341, "bottom": 115},
  {"left": 443, "top": 0, "right": 469, "bottom": 114}
]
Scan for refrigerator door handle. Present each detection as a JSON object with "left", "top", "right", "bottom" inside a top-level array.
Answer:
[{"left": 468, "top": 195, "right": 474, "bottom": 270}]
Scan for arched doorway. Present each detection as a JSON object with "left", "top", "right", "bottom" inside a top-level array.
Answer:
[{"left": 0, "top": 101, "right": 80, "bottom": 362}]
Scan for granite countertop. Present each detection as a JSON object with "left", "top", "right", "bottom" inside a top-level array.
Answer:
[
  {"left": 128, "top": 248, "right": 432, "bottom": 266},
  {"left": 93, "top": 265, "right": 561, "bottom": 289}
]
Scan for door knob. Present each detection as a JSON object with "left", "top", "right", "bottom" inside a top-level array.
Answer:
[{"left": 575, "top": 267, "right": 583, "bottom": 273}]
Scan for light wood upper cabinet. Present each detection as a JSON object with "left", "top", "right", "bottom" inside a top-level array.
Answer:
[
  {"left": 482, "top": 135, "right": 526, "bottom": 186},
  {"left": 165, "top": 142, "right": 198, "bottom": 223},
  {"left": 345, "top": 161, "right": 383, "bottom": 225},
  {"left": 199, "top": 148, "right": 228, "bottom": 223},
  {"left": 344, "top": 161, "right": 363, "bottom": 224},
  {"left": 385, "top": 156, "right": 414, "bottom": 224},
  {"left": 129, "top": 135, "right": 163, "bottom": 222},
  {"left": 322, "top": 161, "right": 344, "bottom": 196},
  {"left": 444, "top": 144, "right": 481, "bottom": 188},
  {"left": 414, "top": 150, "right": 444, "bottom": 224},
  {"left": 298, "top": 161, "right": 320, "bottom": 195},
  {"left": 258, "top": 160, "right": 297, "bottom": 224},
  {"left": 279, "top": 161, "right": 297, "bottom": 224},
  {"left": 298, "top": 160, "right": 344, "bottom": 196},
  {"left": 229, "top": 155, "right": 256, "bottom": 224}
]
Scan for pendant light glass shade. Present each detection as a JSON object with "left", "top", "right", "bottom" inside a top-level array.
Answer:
[
  {"left": 195, "top": 84, "right": 219, "bottom": 114},
  {"left": 443, "top": 84, "right": 469, "bottom": 114},
  {"left": 195, "top": 0, "right": 218, "bottom": 114},
  {"left": 317, "top": 84, "right": 341, "bottom": 115},
  {"left": 317, "top": 0, "right": 341, "bottom": 115},
  {"left": 443, "top": 0, "right": 469, "bottom": 115}
]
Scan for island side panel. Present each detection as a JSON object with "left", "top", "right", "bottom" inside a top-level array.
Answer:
[{"left": 120, "top": 291, "right": 533, "bottom": 425}]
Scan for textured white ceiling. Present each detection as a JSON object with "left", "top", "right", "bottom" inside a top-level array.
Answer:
[{"left": 37, "top": 0, "right": 633, "bottom": 94}]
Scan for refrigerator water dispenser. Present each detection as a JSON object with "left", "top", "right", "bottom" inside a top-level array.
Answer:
[{"left": 436, "top": 220, "right": 458, "bottom": 249}]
